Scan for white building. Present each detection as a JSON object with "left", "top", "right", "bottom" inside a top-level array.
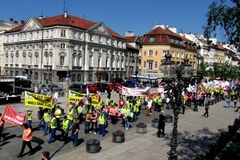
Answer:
[
  {"left": 0, "top": 18, "right": 21, "bottom": 75},
  {"left": 3, "top": 12, "right": 134, "bottom": 84}
]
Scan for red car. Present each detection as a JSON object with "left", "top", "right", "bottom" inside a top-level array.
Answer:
[
  {"left": 87, "top": 84, "right": 99, "bottom": 93},
  {"left": 111, "top": 82, "right": 122, "bottom": 91}
]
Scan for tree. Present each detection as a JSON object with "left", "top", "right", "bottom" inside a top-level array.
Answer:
[
  {"left": 204, "top": 0, "right": 240, "bottom": 49},
  {"left": 198, "top": 62, "right": 209, "bottom": 79}
]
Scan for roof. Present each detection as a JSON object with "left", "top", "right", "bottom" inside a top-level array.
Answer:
[
  {"left": 6, "top": 14, "right": 124, "bottom": 39},
  {"left": 125, "top": 36, "right": 138, "bottom": 42},
  {"left": 141, "top": 26, "right": 196, "bottom": 50}
]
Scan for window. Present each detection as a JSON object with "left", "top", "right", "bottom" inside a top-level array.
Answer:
[
  {"left": 155, "top": 61, "right": 158, "bottom": 68},
  {"left": 162, "top": 50, "right": 168, "bottom": 56},
  {"left": 177, "top": 52, "right": 180, "bottom": 58},
  {"left": 72, "top": 74, "right": 76, "bottom": 82},
  {"left": 77, "top": 74, "right": 81, "bottom": 81},
  {"left": 61, "top": 30, "right": 66, "bottom": 37},
  {"left": 15, "top": 71, "right": 19, "bottom": 76},
  {"left": 182, "top": 53, "right": 184, "bottom": 58},
  {"left": 88, "top": 74, "right": 92, "bottom": 81},
  {"left": 10, "top": 70, "right": 13, "bottom": 76},
  {"left": 144, "top": 51, "right": 146, "bottom": 56},
  {"left": 149, "top": 36, "right": 155, "bottom": 42},
  {"left": 89, "top": 55, "right": 93, "bottom": 67},
  {"left": 155, "top": 51, "right": 158, "bottom": 56},
  {"left": 60, "top": 56, "right": 65, "bottom": 66},
  {"left": 60, "top": 43, "right": 65, "bottom": 49},
  {"left": 172, "top": 51, "right": 175, "bottom": 57},
  {"left": 148, "top": 50, "right": 153, "bottom": 56},
  {"left": 148, "top": 61, "right": 153, "bottom": 70},
  {"left": 144, "top": 61, "right": 146, "bottom": 68},
  {"left": 34, "top": 72, "right": 38, "bottom": 80},
  {"left": 98, "top": 56, "right": 101, "bottom": 68}
]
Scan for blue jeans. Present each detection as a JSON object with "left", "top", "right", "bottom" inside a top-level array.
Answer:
[
  {"left": 48, "top": 128, "right": 56, "bottom": 143},
  {"left": 27, "top": 120, "right": 32, "bottom": 129},
  {"left": 124, "top": 117, "right": 129, "bottom": 130},
  {"left": 38, "top": 119, "right": 43, "bottom": 130},
  {"left": 70, "top": 133, "right": 78, "bottom": 146},
  {"left": 226, "top": 99, "right": 230, "bottom": 108},
  {"left": 98, "top": 124, "right": 105, "bottom": 136},
  {"left": 43, "top": 121, "right": 49, "bottom": 135}
]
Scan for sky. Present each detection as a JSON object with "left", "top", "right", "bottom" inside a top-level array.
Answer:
[{"left": 0, "top": 0, "right": 228, "bottom": 41}]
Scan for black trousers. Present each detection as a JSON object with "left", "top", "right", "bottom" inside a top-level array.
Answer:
[
  {"left": 203, "top": 108, "right": 209, "bottom": 117},
  {"left": 18, "top": 140, "right": 33, "bottom": 155}
]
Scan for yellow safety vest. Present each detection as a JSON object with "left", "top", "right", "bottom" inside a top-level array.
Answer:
[
  {"left": 50, "top": 117, "right": 57, "bottom": 129},
  {"left": 98, "top": 116, "right": 105, "bottom": 125},
  {"left": 62, "top": 119, "right": 69, "bottom": 131},
  {"left": 43, "top": 112, "right": 50, "bottom": 122}
]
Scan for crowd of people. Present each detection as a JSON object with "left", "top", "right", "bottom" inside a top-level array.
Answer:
[{"left": 0, "top": 79, "right": 240, "bottom": 159}]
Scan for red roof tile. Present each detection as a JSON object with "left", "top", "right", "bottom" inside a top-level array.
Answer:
[
  {"left": 6, "top": 14, "right": 124, "bottom": 39},
  {"left": 124, "top": 36, "right": 137, "bottom": 42}
]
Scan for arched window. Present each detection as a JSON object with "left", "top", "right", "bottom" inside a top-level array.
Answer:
[
  {"left": 89, "top": 55, "right": 93, "bottom": 67},
  {"left": 72, "top": 53, "right": 77, "bottom": 66}
]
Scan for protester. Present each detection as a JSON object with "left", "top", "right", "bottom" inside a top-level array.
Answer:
[
  {"left": 41, "top": 151, "right": 50, "bottom": 160},
  {"left": 48, "top": 114, "right": 57, "bottom": 143},
  {"left": 157, "top": 111, "right": 165, "bottom": 137},
  {"left": 37, "top": 108, "right": 44, "bottom": 130},
  {"left": 17, "top": 123, "right": 34, "bottom": 158},
  {"left": 98, "top": 112, "right": 105, "bottom": 136},
  {"left": 26, "top": 109, "right": 33, "bottom": 130},
  {"left": 0, "top": 113, "right": 5, "bottom": 142},
  {"left": 61, "top": 115, "right": 70, "bottom": 143},
  {"left": 43, "top": 109, "right": 51, "bottom": 135},
  {"left": 70, "top": 118, "right": 79, "bottom": 147}
]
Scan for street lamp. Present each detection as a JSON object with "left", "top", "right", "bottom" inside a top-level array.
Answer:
[
  {"left": 160, "top": 53, "right": 193, "bottom": 160},
  {"left": 193, "top": 45, "right": 201, "bottom": 112}
]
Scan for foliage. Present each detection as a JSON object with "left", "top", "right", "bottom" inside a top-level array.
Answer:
[
  {"left": 198, "top": 62, "right": 209, "bottom": 79},
  {"left": 204, "top": 0, "right": 240, "bottom": 49}
]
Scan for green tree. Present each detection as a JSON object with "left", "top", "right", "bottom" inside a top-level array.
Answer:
[
  {"left": 204, "top": 0, "right": 240, "bottom": 49},
  {"left": 198, "top": 62, "right": 209, "bottom": 79}
]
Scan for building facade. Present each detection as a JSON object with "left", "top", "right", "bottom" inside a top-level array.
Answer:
[
  {"left": 0, "top": 18, "right": 20, "bottom": 75},
  {"left": 140, "top": 25, "right": 197, "bottom": 78},
  {"left": 3, "top": 12, "right": 129, "bottom": 84}
]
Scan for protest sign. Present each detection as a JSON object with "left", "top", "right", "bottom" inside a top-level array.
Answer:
[
  {"left": 25, "top": 91, "right": 53, "bottom": 109},
  {"left": 3, "top": 105, "right": 25, "bottom": 126}
]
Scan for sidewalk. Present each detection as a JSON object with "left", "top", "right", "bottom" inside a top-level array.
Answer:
[{"left": 52, "top": 101, "right": 239, "bottom": 160}]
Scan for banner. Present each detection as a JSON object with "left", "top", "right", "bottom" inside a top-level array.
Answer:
[
  {"left": 3, "top": 105, "right": 25, "bottom": 126},
  {"left": 121, "top": 86, "right": 150, "bottom": 96},
  {"left": 91, "top": 95, "right": 100, "bottom": 106},
  {"left": 68, "top": 90, "right": 86, "bottom": 103},
  {"left": 25, "top": 91, "right": 53, "bottom": 109}
]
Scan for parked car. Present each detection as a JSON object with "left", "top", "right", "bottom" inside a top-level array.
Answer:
[
  {"left": 86, "top": 84, "right": 99, "bottom": 93},
  {"left": 68, "top": 83, "right": 87, "bottom": 93},
  {"left": 40, "top": 84, "right": 64, "bottom": 95},
  {"left": 110, "top": 82, "right": 122, "bottom": 91},
  {"left": 69, "top": 83, "right": 98, "bottom": 93},
  {"left": 15, "top": 77, "right": 32, "bottom": 88},
  {"left": 94, "top": 83, "right": 109, "bottom": 92}
]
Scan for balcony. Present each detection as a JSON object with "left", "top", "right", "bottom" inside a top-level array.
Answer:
[
  {"left": 56, "top": 65, "right": 69, "bottom": 70},
  {"left": 72, "top": 66, "right": 82, "bottom": 70}
]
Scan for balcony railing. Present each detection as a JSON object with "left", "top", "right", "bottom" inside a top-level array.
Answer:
[
  {"left": 56, "top": 65, "right": 69, "bottom": 70},
  {"left": 72, "top": 66, "right": 82, "bottom": 70}
]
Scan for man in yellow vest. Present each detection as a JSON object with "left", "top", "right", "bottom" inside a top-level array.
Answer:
[
  {"left": 48, "top": 114, "right": 57, "bottom": 143},
  {"left": 26, "top": 109, "right": 33, "bottom": 130},
  {"left": 43, "top": 109, "right": 51, "bottom": 135},
  {"left": 61, "top": 115, "right": 70, "bottom": 142},
  {"left": 67, "top": 105, "right": 74, "bottom": 127},
  {"left": 54, "top": 106, "right": 62, "bottom": 129},
  {"left": 17, "top": 123, "right": 33, "bottom": 158},
  {"left": 98, "top": 112, "right": 105, "bottom": 136}
]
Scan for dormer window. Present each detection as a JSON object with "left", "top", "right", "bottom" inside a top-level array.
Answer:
[{"left": 149, "top": 36, "right": 155, "bottom": 42}]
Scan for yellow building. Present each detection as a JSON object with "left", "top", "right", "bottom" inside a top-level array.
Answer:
[{"left": 140, "top": 25, "right": 197, "bottom": 78}]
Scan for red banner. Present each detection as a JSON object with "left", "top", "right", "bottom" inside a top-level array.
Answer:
[{"left": 3, "top": 105, "right": 26, "bottom": 126}]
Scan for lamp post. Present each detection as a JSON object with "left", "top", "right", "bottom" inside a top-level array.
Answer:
[
  {"left": 193, "top": 45, "right": 201, "bottom": 112},
  {"left": 160, "top": 53, "right": 193, "bottom": 160}
]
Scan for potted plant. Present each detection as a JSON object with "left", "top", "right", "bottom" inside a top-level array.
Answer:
[
  {"left": 136, "top": 122, "right": 147, "bottom": 134},
  {"left": 86, "top": 139, "right": 101, "bottom": 153},
  {"left": 165, "top": 114, "right": 173, "bottom": 123},
  {"left": 112, "top": 130, "right": 125, "bottom": 143},
  {"left": 152, "top": 118, "right": 159, "bottom": 128}
]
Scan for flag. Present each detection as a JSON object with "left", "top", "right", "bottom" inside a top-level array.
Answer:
[{"left": 3, "top": 104, "right": 26, "bottom": 126}]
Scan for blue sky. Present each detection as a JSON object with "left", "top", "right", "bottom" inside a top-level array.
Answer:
[{"left": 0, "top": 0, "right": 228, "bottom": 41}]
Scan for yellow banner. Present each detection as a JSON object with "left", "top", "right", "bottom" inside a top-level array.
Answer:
[
  {"left": 91, "top": 95, "right": 99, "bottom": 105},
  {"left": 24, "top": 91, "right": 53, "bottom": 109},
  {"left": 68, "top": 90, "right": 86, "bottom": 103}
]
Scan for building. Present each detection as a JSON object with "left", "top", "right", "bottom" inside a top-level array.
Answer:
[
  {"left": 0, "top": 18, "right": 21, "bottom": 75},
  {"left": 3, "top": 12, "right": 128, "bottom": 84},
  {"left": 140, "top": 25, "right": 197, "bottom": 78},
  {"left": 124, "top": 31, "right": 141, "bottom": 78}
]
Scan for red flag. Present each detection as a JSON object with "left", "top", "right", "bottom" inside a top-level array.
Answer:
[{"left": 3, "top": 104, "right": 26, "bottom": 126}]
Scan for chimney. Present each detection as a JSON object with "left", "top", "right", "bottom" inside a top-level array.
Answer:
[
  {"left": 20, "top": 20, "right": 25, "bottom": 25},
  {"left": 9, "top": 18, "right": 14, "bottom": 22},
  {"left": 125, "top": 31, "right": 134, "bottom": 37},
  {"left": 64, "top": 11, "right": 68, "bottom": 18}
]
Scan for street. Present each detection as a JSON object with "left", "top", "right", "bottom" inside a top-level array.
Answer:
[{"left": 0, "top": 91, "right": 239, "bottom": 160}]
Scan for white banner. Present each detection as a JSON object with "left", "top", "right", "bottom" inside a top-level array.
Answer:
[{"left": 121, "top": 86, "right": 150, "bottom": 96}]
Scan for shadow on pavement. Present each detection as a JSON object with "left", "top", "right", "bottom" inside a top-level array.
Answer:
[{"left": 165, "top": 127, "right": 221, "bottom": 160}]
